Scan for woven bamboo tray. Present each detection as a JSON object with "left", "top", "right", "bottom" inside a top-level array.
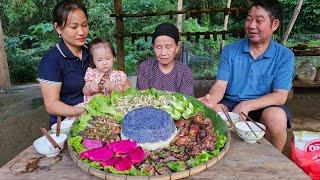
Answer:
[{"left": 68, "top": 130, "right": 230, "bottom": 180}]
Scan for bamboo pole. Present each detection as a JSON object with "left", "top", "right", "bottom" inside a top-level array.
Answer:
[
  {"left": 0, "top": 20, "right": 11, "bottom": 90},
  {"left": 221, "top": 0, "right": 232, "bottom": 49},
  {"left": 114, "top": 0, "right": 125, "bottom": 71},
  {"left": 280, "top": 0, "right": 303, "bottom": 45},
  {"left": 110, "top": 7, "right": 244, "bottom": 18},
  {"left": 177, "top": 0, "right": 183, "bottom": 32}
]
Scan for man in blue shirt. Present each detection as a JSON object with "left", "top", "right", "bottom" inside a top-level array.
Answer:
[{"left": 199, "top": 0, "right": 294, "bottom": 152}]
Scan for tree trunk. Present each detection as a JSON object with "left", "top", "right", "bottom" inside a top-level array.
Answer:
[
  {"left": 0, "top": 20, "right": 11, "bottom": 90},
  {"left": 280, "top": 0, "right": 303, "bottom": 45},
  {"left": 114, "top": 0, "right": 125, "bottom": 71},
  {"left": 177, "top": 0, "right": 183, "bottom": 32},
  {"left": 221, "top": 0, "right": 232, "bottom": 49}
]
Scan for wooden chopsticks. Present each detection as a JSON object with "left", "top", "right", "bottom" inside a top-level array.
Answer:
[
  {"left": 240, "top": 112, "right": 266, "bottom": 133},
  {"left": 221, "top": 106, "right": 234, "bottom": 128},
  {"left": 242, "top": 118, "right": 258, "bottom": 138},
  {"left": 56, "top": 116, "right": 61, "bottom": 137},
  {"left": 40, "top": 128, "right": 61, "bottom": 150}
]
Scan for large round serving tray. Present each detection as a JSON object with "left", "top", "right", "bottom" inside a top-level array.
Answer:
[{"left": 68, "top": 89, "right": 231, "bottom": 179}]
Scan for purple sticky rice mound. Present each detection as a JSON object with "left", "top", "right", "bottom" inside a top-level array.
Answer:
[{"left": 121, "top": 106, "right": 175, "bottom": 143}]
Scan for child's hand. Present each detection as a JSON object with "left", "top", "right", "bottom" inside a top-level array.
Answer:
[
  {"left": 88, "top": 82, "right": 100, "bottom": 93},
  {"left": 113, "top": 84, "right": 124, "bottom": 92}
]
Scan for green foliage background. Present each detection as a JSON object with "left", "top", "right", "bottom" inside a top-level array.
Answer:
[{"left": 0, "top": 0, "right": 319, "bottom": 83}]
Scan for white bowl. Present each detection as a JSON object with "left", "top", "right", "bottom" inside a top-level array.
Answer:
[
  {"left": 33, "top": 133, "right": 67, "bottom": 157},
  {"left": 235, "top": 121, "right": 266, "bottom": 143},
  {"left": 218, "top": 112, "right": 240, "bottom": 126},
  {"left": 51, "top": 120, "right": 74, "bottom": 135}
]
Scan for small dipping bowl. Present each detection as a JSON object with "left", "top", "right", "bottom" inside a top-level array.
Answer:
[
  {"left": 51, "top": 120, "right": 74, "bottom": 136},
  {"left": 33, "top": 133, "right": 67, "bottom": 157},
  {"left": 218, "top": 112, "right": 240, "bottom": 127},
  {"left": 235, "top": 121, "right": 265, "bottom": 143}
]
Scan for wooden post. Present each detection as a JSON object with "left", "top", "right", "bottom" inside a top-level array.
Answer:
[
  {"left": 221, "top": 0, "right": 232, "bottom": 49},
  {"left": 0, "top": 20, "right": 11, "bottom": 90},
  {"left": 280, "top": 0, "right": 303, "bottom": 45},
  {"left": 114, "top": 0, "right": 125, "bottom": 71},
  {"left": 177, "top": 0, "right": 183, "bottom": 32}
]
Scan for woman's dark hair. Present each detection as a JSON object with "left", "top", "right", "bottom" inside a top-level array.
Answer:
[
  {"left": 88, "top": 38, "right": 116, "bottom": 68},
  {"left": 251, "top": 0, "right": 283, "bottom": 24},
  {"left": 53, "top": 1, "right": 88, "bottom": 28}
]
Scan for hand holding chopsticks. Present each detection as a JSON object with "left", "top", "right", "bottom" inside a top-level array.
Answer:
[
  {"left": 240, "top": 112, "right": 266, "bottom": 133},
  {"left": 40, "top": 127, "right": 61, "bottom": 150}
]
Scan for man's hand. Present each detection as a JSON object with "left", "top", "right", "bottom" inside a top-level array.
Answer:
[
  {"left": 198, "top": 94, "right": 224, "bottom": 111},
  {"left": 198, "top": 94, "right": 214, "bottom": 109},
  {"left": 232, "top": 100, "right": 253, "bottom": 120}
]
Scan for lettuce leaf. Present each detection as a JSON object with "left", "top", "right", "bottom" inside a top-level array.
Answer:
[
  {"left": 187, "top": 134, "right": 227, "bottom": 168},
  {"left": 104, "top": 166, "right": 141, "bottom": 176},
  {"left": 68, "top": 136, "right": 84, "bottom": 154},
  {"left": 167, "top": 160, "right": 187, "bottom": 172},
  {"left": 187, "top": 151, "right": 210, "bottom": 168},
  {"left": 85, "top": 94, "right": 123, "bottom": 122},
  {"left": 83, "top": 159, "right": 103, "bottom": 170},
  {"left": 71, "top": 113, "right": 91, "bottom": 136},
  {"left": 123, "top": 88, "right": 140, "bottom": 96}
]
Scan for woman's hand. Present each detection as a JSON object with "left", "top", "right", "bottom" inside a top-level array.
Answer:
[{"left": 40, "top": 82, "right": 85, "bottom": 117}]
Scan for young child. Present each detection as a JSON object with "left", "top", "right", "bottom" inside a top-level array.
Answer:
[
  {"left": 63, "top": 38, "right": 130, "bottom": 122},
  {"left": 82, "top": 38, "right": 131, "bottom": 103}
]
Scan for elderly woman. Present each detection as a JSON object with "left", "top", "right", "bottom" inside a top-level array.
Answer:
[{"left": 136, "top": 23, "right": 194, "bottom": 96}]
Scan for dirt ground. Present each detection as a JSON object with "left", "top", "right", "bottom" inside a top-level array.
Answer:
[{"left": 0, "top": 82, "right": 319, "bottom": 167}]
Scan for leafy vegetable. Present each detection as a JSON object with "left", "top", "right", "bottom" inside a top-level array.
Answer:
[
  {"left": 123, "top": 87, "right": 140, "bottom": 96},
  {"left": 187, "top": 134, "right": 227, "bottom": 168},
  {"left": 172, "top": 109, "right": 182, "bottom": 120},
  {"left": 182, "top": 107, "right": 193, "bottom": 119},
  {"left": 187, "top": 151, "right": 210, "bottom": 168},
  {"left": 71, "top": 113, "right": 91, "bottom": 136},
  {"left": 167, "top": 160, "right": 187, "bottom": 172},
  {"left": 85, "top": 94, "right": 123, "bottom": 122},
  {"left": 215, "top": 134, "right": 228, "bottom": 150},
  {"left": 83, "top": 159, "right": 103, "bottom": 170},
  {"left": 105, "top": 166, "right": 141, "bottom": 176},
  {"left": 68, "top": 136, "right": 85, "bottom": 154}
]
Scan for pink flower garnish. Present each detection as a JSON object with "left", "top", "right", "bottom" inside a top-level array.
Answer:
[
  {"left": 82, "top": 138, "right": 103, "bottom": 150},
  {"left": 114, "top": 156, "right": 133, "bottom": 171},
  {"left": 80, "top": 139, "right": 145, "bottom": 171},
  {"left": 100, "top": 156, "right": 122, "bottom": 167},
  {"left": 80, "top": 146, "right": 113, "bottom": 161},
  {"left": 129, "top": 146, "right": 145, "bottom": 163},
  {"left": 107, "top": 139, "right": 137, "bottom": 154}
]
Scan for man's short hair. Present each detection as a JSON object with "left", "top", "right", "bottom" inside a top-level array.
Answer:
[{"left": 251, "top": 0, "right": 283, "bottom": 24}]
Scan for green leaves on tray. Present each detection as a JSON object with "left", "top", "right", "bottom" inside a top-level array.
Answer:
[{"left": 69, "top": 88, "right": 228, "bottom": 175}]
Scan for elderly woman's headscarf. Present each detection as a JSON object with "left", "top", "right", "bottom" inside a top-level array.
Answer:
[{"left": 152, "top": 23, "right": 179, "bottom": 44}]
